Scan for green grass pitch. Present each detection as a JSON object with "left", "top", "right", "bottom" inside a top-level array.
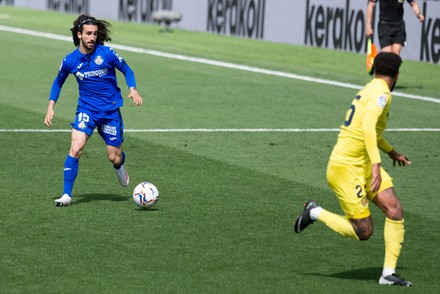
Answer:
[{"left": 0, "top": 6, "right": 439, "bottom": 293}]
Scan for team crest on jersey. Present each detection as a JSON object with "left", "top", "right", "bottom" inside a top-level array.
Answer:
[
  {"left": 361, "top": 197, "right": 368, "bottom": 207},
  {"left": 94, "top": 55, "right": 104, "bottom": 65},
  {"left": 376, "top": 95, "right": 387, "bottom": 108},
  {"left": 78, "top": 121, "right": 87, "bottom": 130}
]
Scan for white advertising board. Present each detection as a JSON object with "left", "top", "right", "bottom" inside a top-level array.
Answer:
[{"left": 3, "top": 0, "right": 439, "bottom": 64}]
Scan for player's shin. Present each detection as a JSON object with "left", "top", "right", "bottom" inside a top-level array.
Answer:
[
  {"left": 63, "top": 155, "right": 79, "bottom": 196},
  {"left": 317, "top": 210, "right": 360, "bottom": 240},
  {"left": 383, "top": 218, "right": 405, "bottom": 274},
  {"left": 114, "top": 151, "right": 125, "bottom": 169}
]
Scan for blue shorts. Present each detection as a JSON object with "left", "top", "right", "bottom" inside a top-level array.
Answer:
[{"left": 71, "top": 108, "right": 124, "bottom": 147}]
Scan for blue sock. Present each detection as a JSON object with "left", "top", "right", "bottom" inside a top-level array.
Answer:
[
  {"left": 63, "top": 155, "right": 79, "bottom": 196},
  {"left": 114, "top": 152, "right": 125, "bottom": 169}
]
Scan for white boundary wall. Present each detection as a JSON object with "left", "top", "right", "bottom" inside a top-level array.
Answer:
[{"left": 2, "top": 0, "right": 439, "bottom": 64}]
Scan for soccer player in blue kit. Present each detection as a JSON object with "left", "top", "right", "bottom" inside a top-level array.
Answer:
[{"left": 44, "top": 14, "right": 143, "bottom": 206}]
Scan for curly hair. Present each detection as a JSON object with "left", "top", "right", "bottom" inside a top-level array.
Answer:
[
  {"left": 70, "top": 14, "right": 112, "bottom": 47},
  {"left": 374, "top": 52, "right": 402, "bottom": 77}
]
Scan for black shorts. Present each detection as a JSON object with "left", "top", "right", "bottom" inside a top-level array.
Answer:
[{"left": 378, "top": 20, "right": 406, "bottom": 48}]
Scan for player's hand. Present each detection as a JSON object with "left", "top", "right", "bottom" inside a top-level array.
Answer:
[
  {"left": 128, "top": 87, "right": 143, "bottom": 107},
  {"left": 387, "top": 149, "right": 411, "bottom": 167},
  {"left": 417, "top": 14, "right": 424, "bottom": 22},
  {"left": 370, "top": 163, "right": 382, "bottom": 193},
  {"left": 365, "top": 26, "right": 373, "bottom": 37},
  {"left": 44, "top": 102, "right": 56, "bottom": 127}
]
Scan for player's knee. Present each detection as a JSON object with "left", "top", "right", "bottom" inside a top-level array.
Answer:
[
  {"left": 69, "top": 147, "right": 82, "bottom": 158},
  {"left": 107, "top": 152, "right": 122, "bottom": 165},
  {"left": 352, "top": 220, "right": 374, "bottom": 240},
  {"left": 108, "top": 153, "right": 117, "bottom": 164},
  {"left": 357, "top": 229, "right": 373, "bottom": 241},
  {"left": 387, "top": 204, "right": 404, "bottom": 221}
]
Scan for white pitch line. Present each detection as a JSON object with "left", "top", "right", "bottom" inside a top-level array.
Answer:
[
  {"left": 1, "top": 128, "right": 439, "bottom": 133},
  {"left": 0, "top": 25, "right": 439, "bottom": 104}
]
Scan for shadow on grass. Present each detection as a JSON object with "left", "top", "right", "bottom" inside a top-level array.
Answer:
[
  {"left": 71, "top": 193, "right": 129, "bottom": 205},
  {"left": 304, "top": 267, "right": 383, "bottom": 281},
  {"left": 51, "top": 194, "right": 162, "bottom": 210},
  {"left": 134, "top": 207, "right": 160, "bottom": 212}
]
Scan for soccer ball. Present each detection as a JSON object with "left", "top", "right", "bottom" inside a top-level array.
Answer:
[{"left": 132, "top": 182, "right": 159, "bottom": 209}]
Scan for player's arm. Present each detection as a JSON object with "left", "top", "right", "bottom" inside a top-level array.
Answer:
[
  {"left": 44, "top": 100, "right": 56, "bottom": 127},
  {"left": 109, "top": 48, "right": 143, "bottom": 107},
  {"left": 44, "top": 60, "right": 69, "bottom": 127},
  {"left": 362, "top": 110, "right": 381, "bottom": 192},
  {"left": 122, "top": 65, "right": 143, "bottom": 107},
  {"left": 378, "top": 135, "right": 393, "bottom": 153},
  {"left": 378, "top": 134, "right": 411, "bottom": 167},
  {"left": 409, "top": 1, "right": 424, "bottom": 22},
  {"left": 366, "top": 0, "right": 376, "bottom": 37}
]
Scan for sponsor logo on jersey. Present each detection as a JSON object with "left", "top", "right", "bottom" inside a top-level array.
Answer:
[
  {"left": 84, "top": 68, "right": 108, "bottom": 79},
  {"left": 377, "top": 95, "right": 387, "bottom": 108},
  {"left": 76, "top": 71, "right": 85, "bottom": 80},
  {"left": 102, "top": 124, "right": 117, "bottom": 136},
  {"left": 94, "top": 55, "right": 104, "bottom": 65},
  {"left": 76, "top": 68, "right": 108, "bottom": 81}
]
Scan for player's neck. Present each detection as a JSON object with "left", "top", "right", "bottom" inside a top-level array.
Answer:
[
  {"left": 376, "top": 76, "right": 397, "bottom": 92},
  {"left": 79, "top": 44, "right": 94, "bottom": 55}
]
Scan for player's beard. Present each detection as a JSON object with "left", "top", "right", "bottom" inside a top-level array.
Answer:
[
  {"left": 81, "top": 38, "right": 95, "bottom": 51},
  {"left": 390, "top": 79, "right": 397, "bottom": 92}
]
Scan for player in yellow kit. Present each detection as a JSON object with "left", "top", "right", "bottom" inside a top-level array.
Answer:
[{"left": 294, "top": 52, "right": 413, "bottom": 286}]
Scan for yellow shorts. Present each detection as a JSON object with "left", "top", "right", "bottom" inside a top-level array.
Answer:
[{"left": 326, "top": 160, "right": 393, "bottom": 219}]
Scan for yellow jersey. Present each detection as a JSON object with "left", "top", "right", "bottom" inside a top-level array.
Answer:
[{"left": 330, "top": 78, "right": 394, "bottom": 165}]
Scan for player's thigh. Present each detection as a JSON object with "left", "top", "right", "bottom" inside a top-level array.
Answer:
[
  {"left": 372, "top": 188, "right": 403, "bottom": 221},
  {"left": 366, "top": 166, "right": 393, "bottom": 201},
  {"left": 72, "top": 109, "right": 97, "bottom": 136},
  {"left": 97, "top": 109, "right": 124, "bottom": 147},
  {"left": 70, "top": 128, "right": 89, "bottom": 157},
  {"left": 326, "top": 161, "right": 371, "bottom": 219}
]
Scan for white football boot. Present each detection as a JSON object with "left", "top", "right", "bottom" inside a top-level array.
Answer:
[
  {"left": 114, "top": 164, "right": 129, "bottom": 187},
  {"left": 54, "top": 194, "right": 71, "bottom": 207}
]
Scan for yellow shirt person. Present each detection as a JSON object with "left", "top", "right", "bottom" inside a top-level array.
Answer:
[
  {"left": 330, "top": 78, "right": 393, "bottom": 166},
  {"left": 294, "top": 53, "right": 413, "bottom": 287}
]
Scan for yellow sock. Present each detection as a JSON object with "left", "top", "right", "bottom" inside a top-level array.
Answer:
[
  {"left": 318, "top": 210, "right": 359, "bottom": 240},
  {"left": 384, "top": 218, "right": 405, "bottom": 270}
]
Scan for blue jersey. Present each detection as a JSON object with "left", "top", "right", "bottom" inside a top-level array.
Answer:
[{"left": 50, "top": 44, "right": 136, "bottom": 112}]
